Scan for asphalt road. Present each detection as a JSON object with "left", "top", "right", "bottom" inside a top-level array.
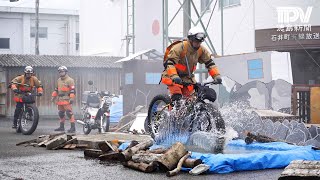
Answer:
[{"left": 0, "top": 117, "right": 283, "bottom": 180}]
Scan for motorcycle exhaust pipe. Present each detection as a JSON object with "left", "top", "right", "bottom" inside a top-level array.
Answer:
[{"left": 76, "top": 120, "right": 85, "bottom": 125}]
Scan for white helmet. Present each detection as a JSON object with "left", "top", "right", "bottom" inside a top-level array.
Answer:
[
  {"left": 58, "top": 66, "right": 68, "bottom": 72},
  {"left": 188, "top": 26, "right": 206, "bottom": 42},
  {"left": 24, "top": 66, "right": 34, "bottom": 74}
]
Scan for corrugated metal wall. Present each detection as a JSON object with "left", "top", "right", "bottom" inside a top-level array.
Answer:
[{"left": 5, "top": 67, "right": 121, "bottom": 116}]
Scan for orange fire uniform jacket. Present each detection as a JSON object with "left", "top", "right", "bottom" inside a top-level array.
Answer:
[
  {"left": 161, "top": 40, "right": 220, "bottom": 85},
  {"left": 11, "top": 75, "right": 43, "bottom": 102},
  {"left": 51, "top": 75, "right": 75, "bottom": 105}
]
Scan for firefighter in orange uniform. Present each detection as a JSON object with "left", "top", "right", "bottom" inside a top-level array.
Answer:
[
  {"left": 10, "top": 66, "right": 43, "bottom": 128},
  {"left": 51, "top": 66, "right": 76, "bottom": 133},
  {"left": 161, "top": 26, "right": 222, "bottom": 104}
]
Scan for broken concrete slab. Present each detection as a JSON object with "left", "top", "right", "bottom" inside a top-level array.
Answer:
[{"left": 279, "top": 160, "right": 320, "bottom": 179}]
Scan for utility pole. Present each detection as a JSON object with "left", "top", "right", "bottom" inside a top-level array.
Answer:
[
  {"left": 35, "top": 0, "right": 39, "bottom": 55},
  {"left": 220, "top": 0, "right": 224, "bottom": 56},
  {"left": 183, "top": 0, "right": 191, "bottom": 38}
]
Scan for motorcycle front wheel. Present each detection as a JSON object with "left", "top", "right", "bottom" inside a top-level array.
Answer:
[
  {"left": 145, "top": 94, "right": 171, "bottom": 139},
  {"left": 82, "top": 119, "right": 92, "bottom": 135},
  {"left": 20, "top": 104, "right": 39, "bottom": 135}
]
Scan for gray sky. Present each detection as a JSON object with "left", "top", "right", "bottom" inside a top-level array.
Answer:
[{"left": 0, "top": 0, "right": 79, "bottom": 10}]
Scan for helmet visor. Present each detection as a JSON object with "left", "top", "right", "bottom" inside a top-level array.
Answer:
[{"left": 195, "top": 33, "right": 206, "bottom": 42}]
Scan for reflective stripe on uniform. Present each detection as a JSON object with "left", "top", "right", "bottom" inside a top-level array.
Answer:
[
  {"left": 167, "top": 67, "right": 178, "bottom": 76},
  {"left": 209, "top": 66, "right": 220, "bottom": 77}
]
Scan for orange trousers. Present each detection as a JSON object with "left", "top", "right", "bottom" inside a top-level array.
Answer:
[{"left": 167, "top": 84, "right": 194, "bottom": 97}]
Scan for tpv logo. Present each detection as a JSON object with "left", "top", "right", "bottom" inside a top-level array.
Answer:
[{"left": 277, "top": 7, "right": 313, "bottom": 24}]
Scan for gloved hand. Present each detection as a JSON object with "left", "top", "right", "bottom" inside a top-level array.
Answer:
[
  {"left": 13, "top": 89, "right": 19, "bottom": 94},
  {"left": 69, "top": 99, "right": 74, "bottom": 105},
  {"left": 38, "top": 92, "right": 43, "bottom": 96},
  {"left": 213, "top": 75, "right": 222, "bottom": 84},
  {"left": 172, "top": 76, "right": 182, "bottom": 85}
]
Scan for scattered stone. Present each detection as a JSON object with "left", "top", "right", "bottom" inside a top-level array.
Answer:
[
  {"left": 285, "top": 129, "right": 305, "bottom": 145},
  {"left": 263, "top": 119, "right": 274, "bottom": 137},
  {"left": 304, "top": 139, "right": 320, "bottom": 147},
  {"left": 272, "top": 123, "right": 289, "bottom": 140},
  {"left": 189, "top": 164, "right": 210, "bottom": 175},
  {"left": 296, "top": 123, "right": 311, "bottom": 140},
  {"left": 309, "top": 125, "right": 318, "bottom": 139}
]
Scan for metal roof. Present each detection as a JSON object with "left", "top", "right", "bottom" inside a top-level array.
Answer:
[
  {"left": 0, "top": 54, "right": 122, "bottom": 68},
  {"left": 115, "top": 49, "right": 163, "bottom": 63}
]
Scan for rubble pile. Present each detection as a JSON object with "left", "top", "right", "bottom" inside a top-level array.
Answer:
[{"left": 16, "top": 133, "right": 208, "bottom": 177}]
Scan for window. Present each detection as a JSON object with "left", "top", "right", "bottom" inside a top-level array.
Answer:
[
  {"left": 0, "top": 38, "right": 10, "bottom": 49},
  {"left": 201, "top": 0, "right": 210, "bottom": 13},
  {"left": 76, "top": 33, "right": 80, "bottom": 51},
  {"left": 145, "top": 73, "right": 161, "bottom": 84},
  {"left": 247, "top": 59, "right": 263, "bottom": 79},
  {"left": 30, "top": 27, "right": 48, "bottom": 38},
  {"left": 220, "top": 0, "right": 240, "bottom": 8},
  {"left": 125, "top": 73, "right": 133, "bottom": 84}
]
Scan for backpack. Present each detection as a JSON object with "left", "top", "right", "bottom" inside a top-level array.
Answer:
[{"left": 163, "top": 40, "right": 203, "bottom": 65}]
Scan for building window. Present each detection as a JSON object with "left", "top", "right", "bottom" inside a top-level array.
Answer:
[
  {"left": 201, "top": 0, "right": 210, "bottom": 13},
  {"left": 76, "top": 33, "right": 80, "bottom": 51},
  {"left": 125, "top": 73, "right": 133, "bottom": 84},
  {"left": 145, "top": 73, "right": 161, "bottom": 84},
  {"left": 220, "top": 0, "right": 240, "bottom": 8},
  {"left": 0, "top": 38, "right": 10, "bottom": 49},
  {"left": 30, "top": 27, "right": 48, "bottom": 38},
  {"left": 247, "top": 59, "right": 263, "bottom": 79}
]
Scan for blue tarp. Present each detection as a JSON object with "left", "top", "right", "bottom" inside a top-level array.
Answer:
[
  {"left": 109, "top": 95, "right": 123, "bottom": 123},
  {"left": 119, "top": 139, "right": 320, "bottom": 174}
]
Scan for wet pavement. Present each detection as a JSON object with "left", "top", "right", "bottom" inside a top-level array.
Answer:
[{"left": 0, "top": 117, "right": 283, "bottom": 180}]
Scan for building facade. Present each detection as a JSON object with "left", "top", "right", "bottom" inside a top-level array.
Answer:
[
  {"left": 79, "top": 0, "right": 320, "bottom": 84},
  {"left": 0, "top": 6, "right": 79, "bottom": 56}
]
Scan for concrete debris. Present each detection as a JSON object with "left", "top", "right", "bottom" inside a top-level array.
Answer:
[{"left": 279, "top": 160, "right": 320, "bottom": 179}]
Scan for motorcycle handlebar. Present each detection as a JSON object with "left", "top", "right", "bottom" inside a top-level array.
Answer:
[{"left": 178, "top": 80, "right": 221, "bottom": 87}]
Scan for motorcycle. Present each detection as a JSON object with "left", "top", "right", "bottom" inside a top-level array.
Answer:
[
  {"left": 145, "top": 80, "right": 226, "bottom": 152},
  {"left": 77, "top": 80, "right": 117, "bottom": 135},
  {"left": 8, "top": 82, "right": 41, "bottom": 135}
]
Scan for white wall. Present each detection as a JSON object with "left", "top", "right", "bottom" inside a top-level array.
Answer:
[
  {"left": 214, "top": 51, "right": 293, "bottom": 85},
  {"left": 0, "top": 13, "right": 23, "bottom": 54},
  {"left": 80, "top": 0, "right": 125, "bottom": 56},
  {"left": 270, "top": 52, "right": 293, "bottom": 84},
  {"left": 0, "top": 9, "right": 79, "bottom": 55},
  {"left": 135, "top": 0, "right": 163, "bottom": 53}
]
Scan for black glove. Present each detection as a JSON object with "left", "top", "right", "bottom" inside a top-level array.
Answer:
[
  {"left": 13, "top": 89, "right": 19, "bottom": 94},
  {"left": 172, "top": 77, "right": 182, "bottom": 85},
  {"left": 38, "top": 92, "right": 43, "bottom": 96},
  {"left": 213, "top": 75, "right": 222, "bottom": 84}
]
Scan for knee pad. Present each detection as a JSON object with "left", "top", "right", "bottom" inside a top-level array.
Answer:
[
  {"left": 66, "top": 110, "right": 73, "bottom": 118},
  {"left": 171, "top": 94, "right": 182, "bottom": 102},
  {"left": 58, "top": 111, "right": 65, "bottom": 119}
]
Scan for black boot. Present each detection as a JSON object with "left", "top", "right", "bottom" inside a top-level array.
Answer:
[
  {"left": 67, "top": 122, "right": 76, "bottom": 133},
  {"left": 12, "top": 119, "right": 17, "bottom": 129},
  {"left": 54, "top": 122, "right": 65, "bottom": 131}
]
